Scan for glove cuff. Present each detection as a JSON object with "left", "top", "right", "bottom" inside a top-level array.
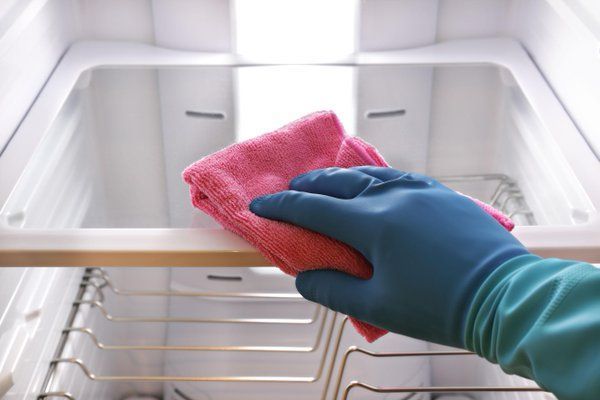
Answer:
[{"left": 463, "top": 253, "right": 543, "bottom": 349}]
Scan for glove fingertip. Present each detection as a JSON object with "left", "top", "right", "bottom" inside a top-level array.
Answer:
[
  {"left": 289, "top": 171, "right": 315, "bottom": 190},
  {"left": 249, "top": 195, "right": 271, "bottom": 215},
  {"left": 295, "top": 271, "right": 316, "bottom": 301}
]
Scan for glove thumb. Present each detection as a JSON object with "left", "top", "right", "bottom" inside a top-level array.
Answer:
[{"left": 295, "top": 270, "right": 370, "bottom": 321}]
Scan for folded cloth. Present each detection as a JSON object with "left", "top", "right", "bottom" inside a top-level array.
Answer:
[{"left": 182, "top": 111, "right": 514, "bottom": 342}]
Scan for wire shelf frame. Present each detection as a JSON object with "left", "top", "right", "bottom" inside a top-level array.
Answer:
[
  {"left": 436, "top": 173, "right": 536, "bottom": 225},
  {"left": 38, "top": 270, "right": 547, "bottom": 400},
  {"left": 84, "top": 268, "right": 303, "bottom": 300}
]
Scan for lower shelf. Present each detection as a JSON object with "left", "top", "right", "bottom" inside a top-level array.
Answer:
[{"left": 37, "top": 267, "right": 547, "bottom": 400}]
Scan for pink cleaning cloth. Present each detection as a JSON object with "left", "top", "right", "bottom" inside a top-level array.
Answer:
[{"left": 182, "top": 111, "right": 514, "bottom": 342}]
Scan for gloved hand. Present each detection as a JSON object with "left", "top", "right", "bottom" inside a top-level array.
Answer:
[{"left": 250, "top": 166, "right": 530, "bottom": 348}]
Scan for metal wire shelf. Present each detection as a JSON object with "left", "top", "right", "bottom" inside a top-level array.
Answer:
[
  {"left": 39, "top": 269, "right": 341, "bottom": 398},
  {"left": 61, "top": 309, "right": 328, "bottom": 352},
  {"left": 342, "top": 383, "right": 543, "bottom": 399},
  {"left": 436, "top": 173, "right": 536, "bottom": 225},
  {"left": 84, "top": 268, "right": 303, "bottom": 300},
  {"left": 73, "top": 298, "right": 322, "bottom": 325},
  {"left": 39, "top": 268, "right": 546, "bottom": 400}
]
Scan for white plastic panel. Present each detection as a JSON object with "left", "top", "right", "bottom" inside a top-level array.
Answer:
[
  {"left": 152, "top": 0, "right": 231, "bottom": 51},
  {"left": 357, "top": 66, "right": 434, "bottom": 172},
  {"left": 158, "top": 67, "right": 235, "bottom": 228},
  {"left": 0, "top": 267, "right": 83, "bottom": 400},
  {"left": 0, "top": 0, "right": 74, "bottom": 152},
  {"left": 360, "top": 0, "right": 439, "bottom": 51},
  {"left": 508, "top": 0, "right": 600, "bottom": 158},
  {"left": 73, "top": 0, "right": 155, "bottom": 44}
]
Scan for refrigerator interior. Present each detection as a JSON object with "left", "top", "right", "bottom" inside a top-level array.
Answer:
[
  {"left": 0, "top": 1, "right": 599, "bottom": 400},
  {"left": 3, "top": 59, "right": 592, "bottom": 399}
]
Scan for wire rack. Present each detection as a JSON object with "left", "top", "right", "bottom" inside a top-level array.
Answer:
[
  {"left": 436, "top": 174, "right": 536, "bottom": 225},
  {"left": 38, "top": 174, "right": 542, "bottom": 400}
]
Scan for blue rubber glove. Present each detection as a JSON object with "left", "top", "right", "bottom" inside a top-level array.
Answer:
[{"left": 250, "top": 166, "right": 528, "bottom": 347}]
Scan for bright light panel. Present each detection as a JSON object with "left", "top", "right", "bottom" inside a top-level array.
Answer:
[
  {"left": 235, "top": 66, "right": 356, "bottom": 141},
  {"left": 233, "top": 0, "right": 359, "bottom": 140},
  {"left": 233, "top": 0, "right": 358, "bottom": 58}
]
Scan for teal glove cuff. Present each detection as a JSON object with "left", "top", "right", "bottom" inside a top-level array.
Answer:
[
  {"left": 464, "top": 253, "right": 543, "bottom": 351},
  {"left": 464, "top": 254, "right": 600, "bottom": 400}
]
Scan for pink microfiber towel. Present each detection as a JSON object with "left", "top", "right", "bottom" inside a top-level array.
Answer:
[{"left": 182, "top": 111, "right": 514, "bottom": 342}]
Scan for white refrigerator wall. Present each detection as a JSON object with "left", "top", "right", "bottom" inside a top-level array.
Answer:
[
  {"left": 508, "top": 0, "right": 600, "bottom": 158},
  {"left": 0, "top": 1, "right": 598, "bottom": 399},
  {"left": 2, "top": 0, "right": 598, "bottom": 168},
  {"left": 0, "top": 0, "right": 75, "bottom": 156}
]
